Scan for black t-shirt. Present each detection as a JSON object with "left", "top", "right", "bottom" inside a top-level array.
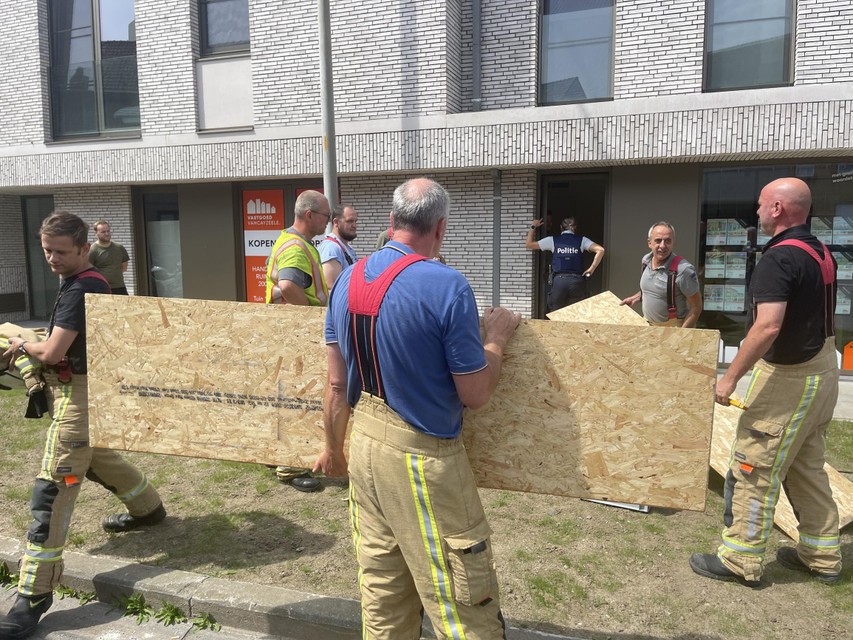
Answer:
[
  {"left": 747, "top": 225, "right": 836, "bottom": 364},
  {"left": 49, "top": 268, "right": 110, "bottom": 374}
]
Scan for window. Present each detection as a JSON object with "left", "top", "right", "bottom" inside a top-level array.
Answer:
[
  {"left": 48, "top": 0, "right": 139, "bottom": 139},
  {"left": 705, "top": 0, "right": 793, "bottom": 91},
  {"left": 539, "top": 0, "right": 614, "bottom": 105},
  {"left": 199, "top": 0, "right": 250, "bottom": 56}
]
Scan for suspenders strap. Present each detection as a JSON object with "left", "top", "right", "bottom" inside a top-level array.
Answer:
[
  {"left": 348, "top": 253, "right": 428, "bottom": 398},
  {"left": 771, "top": 239, "right": 836, "bottom": 336}
]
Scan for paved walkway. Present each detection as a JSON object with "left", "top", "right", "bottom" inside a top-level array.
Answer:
[{"left": 0, "top": 536, "right": 575, "bottom": 639}]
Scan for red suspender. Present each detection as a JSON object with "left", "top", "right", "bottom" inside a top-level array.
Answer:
[
  {"left": 643, "top": 255, "right": 682, "bottom": 319},
  {"left": 347, "top": 253, "right": 427, "bottom": 398},
  {"left": 77, "top": 268, "right": 110, "bottom": 286},
  {"left": 770, "top": 239, "right": 836, "bottom": 336},
  {"left": 324, "top": 235, "right": 354, "bottom": 265}
]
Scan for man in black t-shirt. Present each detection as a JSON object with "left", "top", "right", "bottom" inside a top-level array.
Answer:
[
  {"left": 690, "top": 178, "right": 841, "bottom": 588},
  {"left": 0, "top": 212, "right": 166, "bottom": 639}
]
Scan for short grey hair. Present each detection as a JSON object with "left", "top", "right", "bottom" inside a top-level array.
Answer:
[
  {"left": 648, "top": 221, "right": 675, "bottom": 239},
  {"left": 294, "top": 190, "right": 328, "bottom": 220},
  {"left": 391, "top": 179, "right": 449, "bottom": 235}
]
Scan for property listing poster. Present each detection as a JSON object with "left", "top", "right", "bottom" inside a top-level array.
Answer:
[
  {"left": 837, "top": 286, "right": 852, "bottom": 315},
  {"left": 243, "top": 189, "right": 285, "bottom": 303},
  {"left": 810, "top": 217, "right": 834, "bottom": 244},
  {"left": 833, "top": 252, "right": 853, "bottom": 280},
  {"left": 705, "top": 219, "right": 727, "bottom": 245},
  {"left": 705, "top": 252, "right": 726, "bottom": 278},
  {"left": 726, "top": 219, "right": 748, "bottom": 246},
  {"left": 725, "top": 252, "right": 747, "bottom": 279},
  {"left": 704, "top": 285, "right": 724, "bottom": 311},
  {"left": 833, "top": 209, "right": 853, "bottom": 244},
  {"left": 724, "top": 285, "right": 745, "bottom": 312}
]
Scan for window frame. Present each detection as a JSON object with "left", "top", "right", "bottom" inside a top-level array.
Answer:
[
  {"left": 198, "top": 0, "right": 251, "bottom": 57},
  {"left": 47, "top": 0, "right": 140, "bottom": 141},
  {"left": 703, "top": 0, "right": 795, "bottom": 93},
  {"left": 537, "top": 0, "right": 616, "bottom": 107}
]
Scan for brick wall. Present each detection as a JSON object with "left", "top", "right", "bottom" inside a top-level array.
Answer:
[
  {"left": 476, "top": 0, "right": 537, "bottom": 111},
  {"left": 0, "top": 2, "right": 46, "bottom": 146},
  {"left": 796, "top": 0, "right": 853, "bottom": 84},
  {"left": 136, "top": 0, "right": 198, "bottom": 136},
  {"left": 339, "top": 169, "right": 535, "bottom": 315},
  {"left": 614, "top": 0, "right": 705, "bottom": 99},
  {"left": 53, "top": 187, "right": 136, "bottom": 294},
  {"left": 0, "top": 196, "right": 28, "bottom": 323}
]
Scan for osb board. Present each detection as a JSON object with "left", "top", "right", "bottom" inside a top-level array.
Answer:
[
  {"left": 546, "top": 291, "right": 648, "bottom": 326},
  {"left": 712, "top": 403, "right": 853, "bottom": 540},
  {"left": 87, "top": 296, "right": 329, "bottom": 468},
  {"left": 87, "top": 295, "right": 718, "bottom": 510},
  {"left": 463, "top": 321, "right": 718, "bottom": 510},
  {"left": 548, "top": 291, "right": 853, "bottom": 534}
]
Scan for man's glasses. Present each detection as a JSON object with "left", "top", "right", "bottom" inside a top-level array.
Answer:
[{"left": 311, "top": 209, "right": 331, "bottom": 220}]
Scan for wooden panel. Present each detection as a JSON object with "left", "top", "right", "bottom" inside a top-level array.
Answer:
[
  {"left": 87, "top": 294, "right": 719, "bottom": 510},
  {"left": 712, "top": 402, "right": 853, "bottom": 540},
  {"left": 547, "top": 291, "right": 648, "bottom": 326},
  {"left": 549, "top": 290, "right": 853, "bottom": 536}
]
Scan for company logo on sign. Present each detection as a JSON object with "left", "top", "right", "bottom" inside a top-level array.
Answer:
[{"left": 243, "top": 190, "right": 286, "bottom": 303}]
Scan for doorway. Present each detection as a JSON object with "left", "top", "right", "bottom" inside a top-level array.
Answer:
[
  {"left": 535, "top": 173, "right": 609, "bottom": 317},
  {"left": 22, "top": 195, "right": 58, "bottom": 320}
]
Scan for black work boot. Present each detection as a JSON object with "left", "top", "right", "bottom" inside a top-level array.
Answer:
[
  {"left": 776, "top": 546, "right": 840, "bottom": 585},
  {"left": 102, "top": 503, "right": 166, "bottom": 533},
  {"left": 0, "top": 592, "right": 53, "bottom": 640},
  {"left": 689, "top": 553, "right": 761, "bottom": 588}
]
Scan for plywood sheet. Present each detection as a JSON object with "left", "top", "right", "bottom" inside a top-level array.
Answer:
[
  {"left": 87, "top": 295, "right": 719, "bottom": 510},
  {"left": 546, "top": 291, "right": 648, "bottom": 326},
  {"left": 546, "top": 290, "right": 853, "bottom": 535},
  {"left": 712, "top": 402, "right": 853, "bottom": 540}
]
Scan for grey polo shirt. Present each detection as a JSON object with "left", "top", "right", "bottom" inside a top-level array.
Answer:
[{"left": 640, "top": 252, "right": 700, "bottom": 322}]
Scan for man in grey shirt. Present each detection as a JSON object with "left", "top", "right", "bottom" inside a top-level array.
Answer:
[{"left": 620, "top": 221, "right": 702, "bottom": 327}]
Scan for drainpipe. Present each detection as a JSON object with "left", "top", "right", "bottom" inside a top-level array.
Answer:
[
  {"left": 471, "top": 0, "right": 482, "bottom": 111},
  {"left": 492, "top": 169, "right": 501, "bottom": 306}
]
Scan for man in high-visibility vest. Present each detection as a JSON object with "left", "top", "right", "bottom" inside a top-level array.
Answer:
[
  {"left": 264, "top": 190, "right": 330, "bottom": 306},
  {"left": 265, "top": 190, "right": 331, "bottom": 491}
]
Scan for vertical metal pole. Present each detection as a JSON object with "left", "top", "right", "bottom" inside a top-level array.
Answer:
[
  {"left": 492, "top": 169, "right": 502, "bottom": 307},
  {"left": 318, "top": 0, "right": 338, "bottom": 232},
  {"left": 471, "top": 0, "right": 482, "bottom": 111}
]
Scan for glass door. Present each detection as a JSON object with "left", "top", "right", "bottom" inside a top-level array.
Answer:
[
  {"left": 22, "top": 195, "right": 58, "bottom": 320},
  {"left": 142, "top": 192, "right": 183, "bottom": 298},
  {"left": 535, "top": 173, "right": 609, "bottom": 317}
]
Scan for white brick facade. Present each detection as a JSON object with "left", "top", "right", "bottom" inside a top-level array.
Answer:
[
  {"left": 614, "top": 0, "right": 705, "bottom": 99},
  {"left": 54, "top": 186, "right": 136, "bottom": 294},
  {"left": 796, "top": 0, "right": 853, "bottom": 84},
  {"left": 1, "top": 1, "right": 852, "bottom": 320}
]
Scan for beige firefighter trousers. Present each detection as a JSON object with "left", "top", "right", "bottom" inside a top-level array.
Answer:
[
  {"left": 718, "top": 338, "right": 841, "bottom": 582},
  {"left": 349, "top": 395, "right": 506, "bottom": 640},
  {"left": 18, "top": 372, "right": 162, "bottom": 596}
]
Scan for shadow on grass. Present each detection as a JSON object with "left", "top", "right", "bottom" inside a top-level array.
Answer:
[{"left": 86, "top": 510, "right": 333, "bottom": 573}]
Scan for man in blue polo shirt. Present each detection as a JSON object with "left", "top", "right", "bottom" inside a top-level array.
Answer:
[
  {"left": 314, "top": 178, "right": 520, "bottom": 639},
  {"left": 318, "top": 204, "right": 358, "bottom": 289}
]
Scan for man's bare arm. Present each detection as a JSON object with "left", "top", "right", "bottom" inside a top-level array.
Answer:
[
  {"left": 313, "top": 343, "right": 351, "bottom": 477},
  {"left": 453, "top": 307, "right": 520, "bottom": 410}
]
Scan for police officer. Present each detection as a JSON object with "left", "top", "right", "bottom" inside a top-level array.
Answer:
[{"left": 526, "top": 217, "right": 605, "bottom": 312}]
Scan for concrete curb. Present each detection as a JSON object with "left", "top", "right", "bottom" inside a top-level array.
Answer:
[{"left": 0, "top": 535, "right": 578, "bottom": 640}]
